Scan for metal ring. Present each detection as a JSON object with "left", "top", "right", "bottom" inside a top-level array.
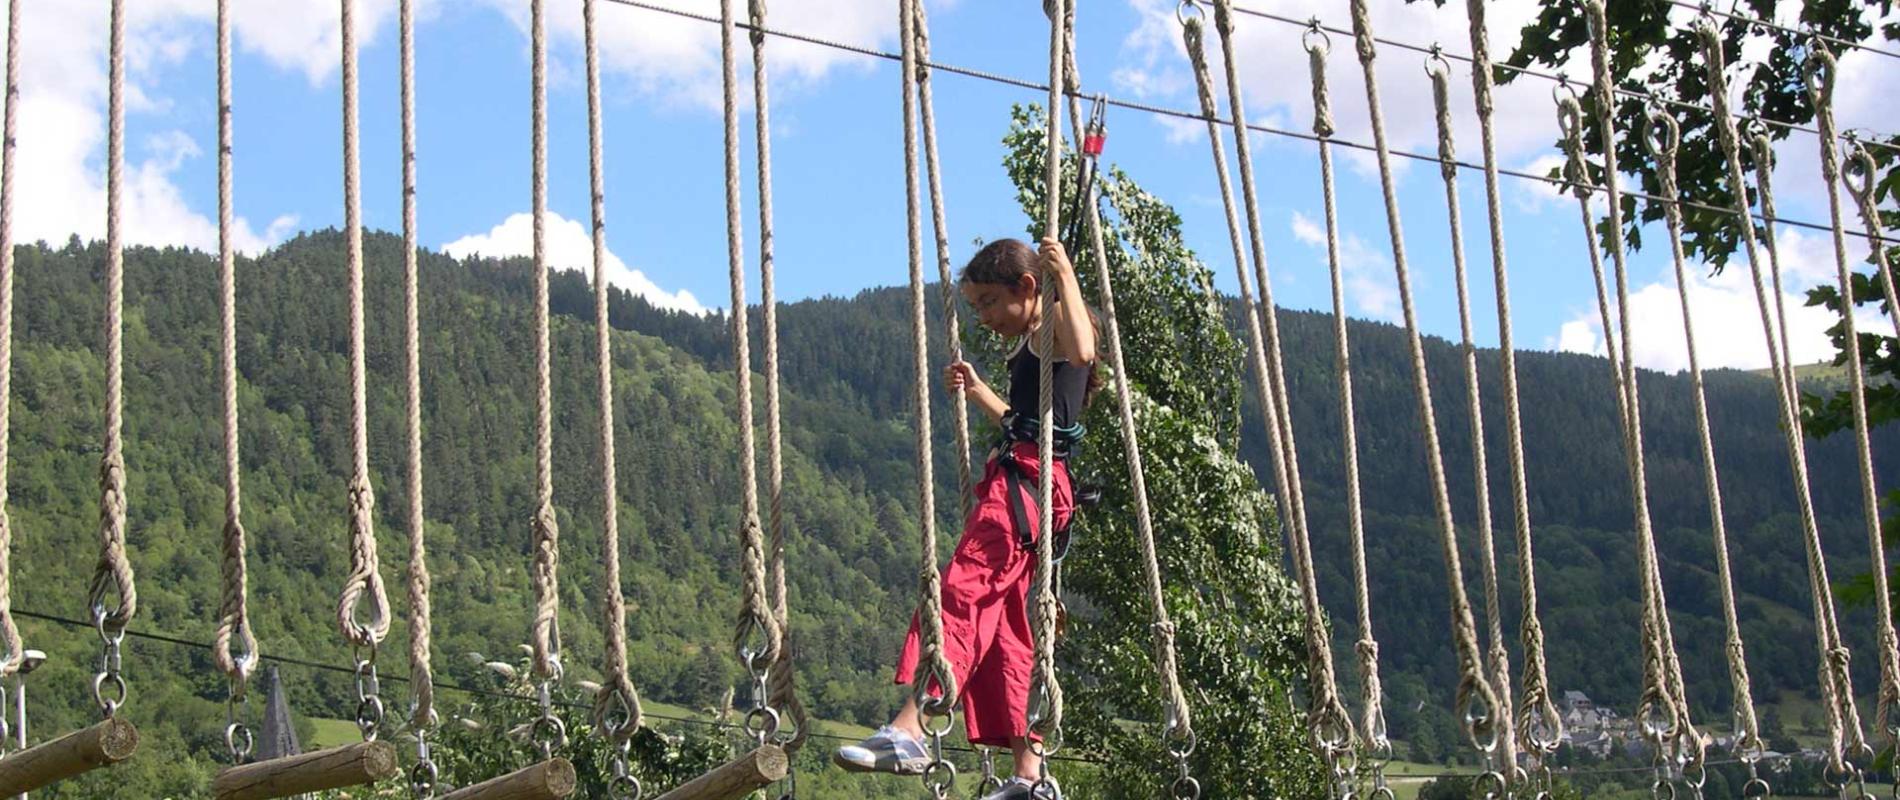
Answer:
[
  {"left": 922, "top": 760, "right": 957, "bottom": 795},
  {"left": 92, "top": 671, "right": 127, "bottom": 716},
  {"left": 411, "top": 760, "right": 441, "bottom": 800},
  {"left": 1681, "top": 759, "right": 1706, "bottom": 789},
  {"left": 1029, "top": 727, "right": 1065, "bottom": 757},
  {"left": 1032, "top": 777, "right": 1061, "bottom": 800},
  {"left": 225, "top": 721, "right": 255, "bottom": 761},
  {"left": 920, "top": 705, "right": 955, "bottom": 737},
  {"left": 356, "top": 695, "right": 386, "bottom": 737},
  {"left": 1740, "top": 777, "right": 1771, "bottom": 799},
  {"left": 1171, "top": 775, "right": 1202, "bottom": 800},
  {"left": 1826, "top": 759, "right": 1857, "bottom": 788},
  {"left": 743, "top": 704, "right": 781, "bottom": 741},
  {"left": 1303, "top": 19, "right": 1332, "bottom": 55},
  {"left": 1651, "top": 777, "right": 1677, "bottom": 800},
  {"left": 1368, "top": 788, "right": 1396, "bottom": 800},
  {"left": 1424, "top": 44, "right": 1452, "bottom": 79},
  {"left": 1176, "top": 0, "right": 1204, "bottom": 27},
  {"left": 608, "top": 773, "right": 643, "bottom": 800},
  {"left": 531, "top": 714, "right": 568, "bottom": 751},
  {"left": 1164, "top": 724, "right": 1198, "bottom": 760},
  {"left": 1474, "top": 771, "right": 1506, "bottom": 800}
]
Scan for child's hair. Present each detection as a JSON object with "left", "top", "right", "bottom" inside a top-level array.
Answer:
[{"left": 961, "top": 238, "right": 1104, "bottom": 406}]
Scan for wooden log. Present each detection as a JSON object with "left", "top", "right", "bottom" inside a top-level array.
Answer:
[
  {"left": 0, "top": 717, "right": 140, "bottom": 796},
  {"left": 652, "top": 745, "right": 787, "bottom": 800},
  {"left": 212, "top": 740, "right": 399, "bottom": 800},
  {"left": 437, "top": 757, "right": 576, "bottom": 800}
]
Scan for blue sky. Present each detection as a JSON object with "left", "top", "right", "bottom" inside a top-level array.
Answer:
[{"left": 24, "top": 0, "right": 1900, "bottom": 371}]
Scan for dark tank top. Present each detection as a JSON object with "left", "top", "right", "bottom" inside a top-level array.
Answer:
[{"left": 1005, "top": 333, "right": 1089, "bottom": 435}]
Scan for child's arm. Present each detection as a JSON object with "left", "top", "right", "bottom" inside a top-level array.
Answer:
[
  {"left": 1039, "top": 238, "right": 1097, "bottom": 365},
  {"left": 945, "top": 361, "right": 1009, "bottom": 425}
]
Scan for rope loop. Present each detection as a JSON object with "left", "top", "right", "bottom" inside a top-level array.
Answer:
[
  {"left": 1306, "top": 29, "right": 1335, "bottom": 138},
  {"left": 1642, "top": 103, "right": 1681, "bottom": 161},
  {"left": 746, "top": 0, "right": 765, "bottom": 45},
  {"left": 1428, "top": 54, "right": 1456, "bottom": 179},
  {"left": 1844, "top": 143, "right": 1877, "bottom": 203},
  {"left": 1804, "top": 48, "right": 1836, "bottom": 106}
]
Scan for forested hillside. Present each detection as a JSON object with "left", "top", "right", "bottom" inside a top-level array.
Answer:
[{"left": 3, "top": 226, "right": 1891, "bottom": 794}]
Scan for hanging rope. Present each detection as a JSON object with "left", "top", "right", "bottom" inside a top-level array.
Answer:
[
  {"left": 1840, "top": 139, "right": 1900, "bottom": 758},
  {"left": 1645, "top": 104, "right": 1741, "bottom": 788},
  {"left": 1460, "top": 0, "right": 1565, "bottom": 771},
  {"left": 1180, "top": 1, "right": 1354, "bottom": 764},
  {"left": 582, "top": 0, "right": 644, "bottom": 793},
  {"left": 1335, "top": 0, "right": 1499, "bottom": 778},
  {"left": 1025, "top": 0, "right": 1066, "bottom": 762},
  {"left": 1746, "top": 131, "right": 1800, "bottom": 414},
  {"left": 90, "top": 0, "right": 138, "bottom": 715},
  {"left": 211, "top": 0, "right": 259, "bottom": 763},
  {"left": 1421, "top": 49, "right": 1520, "bottom": 789},
  {"left": 1581, "top": 1, "right": 1702, "bottom": 777},
  {"left": 526, "top": 0, "right": 562, "bottom": 693},
  {"left": 899, "top": 0, "right": 956, "bottom": 724},
  {"left": 398, "top": 0, "right": 437, "bottom": 793},
  {"left": 747, "top": 0, "right": 806, "bottom": 759},
  {"left": 720, "top": 0, "right": 783, "bottom": 744},
  {"left": 1817, "top": 46, "right": 1900, "bottom": 761},
  {"left": 1692, "top": 18, "right": 1778, "bottom": 764},
  {"left": 1054, "top": 13, "right": 1198, "bottom": 795},
  {"left": 1306, "top": 26, "right": 1388, "bottom": 790},
  {"left": 335, "top": 0, "right": 390, "bottom": 655},
  {"left": 909, "top": 0, "right": 972, "bottom": 527},
  {"left": 0, "top": 0, "right": 21, "bottom": 688}
]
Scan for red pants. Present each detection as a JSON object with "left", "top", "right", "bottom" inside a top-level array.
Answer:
[{"left": 895, "top": 442, "right": 1073, "bottom": 747}]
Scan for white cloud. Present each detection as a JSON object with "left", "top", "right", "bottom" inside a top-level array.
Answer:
[
  {"left": 469, "top": 0, "right": 898, "bottom": 111},
  {"left": 1553, "top": 260, "right": 1847, "bottom": 373},
  {"left": 1290, "top": 210, "right": 1397, "bottom": 321},
  {"left": 442, "top": 212, "right": 707, "bottom": 315},
  {"left": 8, "top": 0, "right": 349, "bottom": 255},
  {"left": 1119, "top": 0, "right": 1562, "bottom": 180}
]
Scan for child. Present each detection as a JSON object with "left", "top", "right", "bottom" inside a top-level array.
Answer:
[{"left": 834, "top": 237, "right": 1098, "bottom": 800}]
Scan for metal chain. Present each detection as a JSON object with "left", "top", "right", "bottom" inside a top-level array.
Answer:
[
  {"left": 354, "top": 645, "right": 383, "bottom": 741},
  {"left": 412, "top": 731, "right": 440, "bottom": 799},
  {"left": 225, "top": 695, "right": 254, "bottom": 764},
  {"left": 532, "top": 664, "right": 568, "bottom": 760}
]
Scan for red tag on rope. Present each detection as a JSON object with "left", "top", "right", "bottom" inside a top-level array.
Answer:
[{"left": 1082, "top": 133, "right": 1106, "bottom": 156}]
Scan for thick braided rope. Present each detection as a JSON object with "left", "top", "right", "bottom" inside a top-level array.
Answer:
[
  {"left": 1208, "top": 0, "right": 1350, "bottom": 746},
  {"left": 1805, "top": 50, "right": 1878, "bottom": 765},
  {"left": 1741, "top": 125, "right": 1856, "bottom": 773},
  {"left": 1647, "top": 111, "right": 1727, "bottom": 771},
  {"left": 1340, "top": 0, "right": 1496, "bottom": 751},
  {"left": 1311, "top": 37, "right": 1385, "bottom": 753},
  {"left": 1025, "top": 0, "right": 1065, "bottom": 740},
  {"left": 399, "top": 0, "right": 432, "bottom": 729},
  {"left": 748, "top": 0, "right": 805, "bottom": 750},
  {"left": 584, "top": 0, "right": 640, "bottom": 740},
  {"left": 1692, "top": 21, "right": 1777, "bottom": 755},
  {"left": 721, "top": 0, "right": 780, "bottom": 671},
  {"left": 0, "top": 0, "right": 20, "bottom": 680},
  {"left": 1426, "top": 59, "right": 1514, "bottom": 771},
  {"left": 211, "top": 0, "right": 257, "bottom": 698},
  {"left": 898, "top": 0, "right": 956, "bottom": 720},
  {"left": 910, "top": 0, "right": 973, "bottom": 524},
  {"left": 1583, "top": 1, "right": 1693, "bottom": 753},
  {"left": 335, "top": 0, "right": 389, "bottom": 650},
  {"left": 91, "top": 0, "right": 136, "bottom": 640},
  {"left": 1462, "top": 0, "right": 1563, "bottom": 758},
  {"left": 1057, "top": 21, "right": 1193, "bottom": 746},
  {"left": 1749, "top": 134, "right": 1800, "bottom": 413},
  {"left": 527, "top": 0, "right": 563, "bottom": 683},
  {"left": 1826, "top": 92, "right": 1900, "bottom": 751},
  {"left": 1209, "top": 1, "right": 1318, "bottom": 617},
  {"left": 1840, "top": 141, "right": 1900, "bottom": 750}
]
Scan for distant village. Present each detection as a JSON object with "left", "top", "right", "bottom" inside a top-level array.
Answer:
[{"left": 1555, "top": 690, "right": 1829, "bottom": 765}]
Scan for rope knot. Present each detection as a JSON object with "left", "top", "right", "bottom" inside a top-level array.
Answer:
[
  {"left": 1347, "top": 0, "right": 1376, "bottom": 65},
  {"left": 1211, "top": 0, "right": 1234, "bottom": 36},
  {"left": 747, "top": 0, "right": 766, "bottom": 45}
]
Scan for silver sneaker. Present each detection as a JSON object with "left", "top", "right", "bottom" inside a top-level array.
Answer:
[
  {"left": 831, "top": 725, "right": 930, "bottom": 775},
  {"left": 980, "top": 776, "right": 1063, "bottom": 800}
]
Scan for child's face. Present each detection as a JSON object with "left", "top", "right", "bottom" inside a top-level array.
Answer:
[{"left": 961, "top": 276, "right": 1036, "bottom": 337}]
